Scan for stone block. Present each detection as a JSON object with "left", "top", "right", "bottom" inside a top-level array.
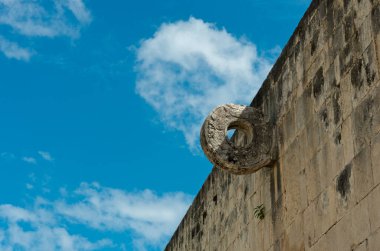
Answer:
[
  {"left": 353, "top": 239, "right": 369, "bottom": 251},
  {"left": 336, "top": 162, "right": 356, "bottom": 219},
  {"left": 352, "top": 98, "right": 373, "bottom": 155},
  {"left": 351, "top": 197, "right": 371, "bottom": 245},
  {"left": 372, "top": 133, "right": 380, "bottom": 186},
  {"left": 303, "top": 204, "right": 316, "bottom": 249},
  {"left": 284, "top": 109, "right": 296, "bottom": 151},
  {"left": 287, "top": 214, "right": 305, "bottom": 251},
  {"left": 317, "top": 144, "right": 331, "bottom": 190},
  {"left": 323, "top": 185, "right": 338, "bottom": 234},
  {"left": 368, "top": 184, "right": 380, "bottom": 233},
  {"left": 299, "top": 168, "right": 309, "bottom": 211},
  {"left": 327, "top": 133, "right": 345, "bottom": 179},
  {"left": 263, "top": 213, "right": 274, "bottom": 251},
  {"left": 369, "top": 228, "right": 380, "bottom": 251},
  {"left": 335, "top": 213, "right": 354, "bottom": 251},
  {"left": 298, "top": 128, "right": 309, "bottom": 168},
  {"left": 306, "top": 152, "right": 322, "bottom": 202},
  {"left": 333, "top": 0, "right": 344, "bottom": 27},
  {"left": 310, "top": 234, "right": 327, "bottom": 251},
  {"left": 295, "top": 88, "right": 313, "bottom": 132},
  {"left": 372, "top": 87, "right": 380, "bottom": 137},
  {"left": 344, "top": 10, "right": 358, "bottom": 43},
  {"left": 340, "top": 73, "right": 354, "bottom": 121},
  {"left": 306, "top": 120, "right": 323, "bottom": 160},
  {"left": 358, "top": 15, "right": 373, "bottom": 54},
  {"left": 341, "top": 116, "right": 355, "bottom": 166},
  {"left": 283, "top": 164, "right": 301, "bottom": 225},
  {"left": 356, "top": 0, "right": 373, "bottom": 27},
  {"left": 352, "top": 146, "right": 374, "bottom": 203},
  {"left": 372, "top": 4, "right": 380, "bottom": 66},
  {"left": 325, "top": 224, "right": 338, "bottom": 251}
]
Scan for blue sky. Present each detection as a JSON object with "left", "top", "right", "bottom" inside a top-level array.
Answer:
[{"left": 0, "top": 0, "right": 311, "bottom": 250}]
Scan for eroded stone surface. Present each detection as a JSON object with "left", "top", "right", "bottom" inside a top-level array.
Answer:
[
  {"left": 200, "top": 104, "right": 275, "bottom": 174},
  {"left": 166, "top": 0, "right": 380, "bottom": 250}
]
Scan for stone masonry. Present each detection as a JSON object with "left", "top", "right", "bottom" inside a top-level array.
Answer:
[{"left": 165, "top": 0, "right": 380, "bottom": 250}]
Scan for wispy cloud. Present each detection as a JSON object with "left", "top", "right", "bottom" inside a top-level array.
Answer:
[
  {"left": 0, "top": 202, "right": 113, "bottom": 251},
  {"left": 38, "top": 151, "right": 54, "bottom": 162},
  {"left": 135, "top": 17, "right": 273, "bottom": 150},
  {"left": 22, "top": 157, "right": 37, "bottom": 165},
  {"left": 0, "top": 0, "right": 92, "bottom": 60},
  {"left": 0, "top": 36, "right": 33, "bottom": 61},
  {"left": 0, "top": 183, "right": 191, "bottom": 251},
  {"left": 56, "top": 183, "right": 192, "bottom": 250}
]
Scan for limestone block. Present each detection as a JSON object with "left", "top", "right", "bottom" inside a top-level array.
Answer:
[
  {"left": 352, "top": 98, "right": 373, "bottom": 155},
  {"left": 307, "top": 117, "right": 324, "bottom": 156},
  {"left": 310, "top": 234, "right": 327, "bottom": 251},
  {"left": 325, "top": 224, "right": 338, "bottom": 251},
  {"left": 357, "top": 0, "right": 373, "bottom": 24},
  {"left": 284, "top": 109, "right": 297, "bottom": 150},
  {"left": 303, "top": 204, "right": 316, "bottom": 249},
  {"left": 336, "top": 163, "right": 355, "bottom": 220},
  {"left": 343, "top": 10, "right": 358, "bottom": 44},
  {"left": 353, "top": 240, "right": 369, "bottom": 251},
  {"left": 334, "top": 55, "right": 342, "bottom": 85},
  {"left": 372, "top": 86, "right": 380, "bottom": 137},
  {"left": 299, "top": 169, "right": 309, "bottom": 212},
  {"left": 340, "top": 39, "right": 356, "bottom": 77},
  {"left": 286, "top": 215, "right": 305, "bottom": 251},
  {"left": 331, "top": 25, "right": 345, "bottom": 61},
  {"left": 351, "top": 197, "right": 371, "bottom": 245},
  {"left": 318, "top": 144, "right": 330, "bottom": 190},
  {"left": 372, "top": 132, "right": 380, "bottom": 185},
  {"left": 283, "top": 165, "right": 301, "bottom": 225},
  {"left": 333, "top": 0, "right": 344, "bottom": 27},
  {"left": 263, "top": 213, "right": 274, "bottom": 251},
  {"left": 372, "top": 4, "right": 380, "bottom": 66},
  {"left": 306, "top": 152, "right": 322, "bottom": 202},
  {"left": 295, "top": 89, "right": 312, "bottom": 132},
  {"left": 369, "top": 184, "right": 380, "bottom": 233},
  {"left": 335, "top": 213, "right": 354, "bottom": 251},
  {"left": 311, "top": 65, "right": 327, "bottom": 113},
  {"left": 295, "top": 42, "right": 305, "bottom": 84},
  {"left": 342, "top": 115, "right": 355, "bottom": 166},
  {"left": 320, "top": 185, "right": 337, "bottom": 235},
  {"left": 352, "top": 146, "right": 374, "bottom": 203},
  {"left": 369, "top": 228, "right": 380, "bottom": 251},
  {"left": 363, "top": 43, "right": 380, "bottom": 91},
  {"left": 327, "top": 134, "right": 344, "bottom": 179},
  {"left": 340, "top": 73, "right": 354, "bottom": 121}
]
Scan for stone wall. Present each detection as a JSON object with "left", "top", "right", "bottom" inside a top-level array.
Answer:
[{"left": 165, "top": 0, "right": 380, "bottom": 250}]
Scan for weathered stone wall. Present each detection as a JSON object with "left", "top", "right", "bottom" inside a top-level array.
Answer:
[{"left": 166, "top": 0, "right": 380, "bottom": 250}]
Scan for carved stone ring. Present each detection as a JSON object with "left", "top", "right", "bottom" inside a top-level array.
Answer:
[{"left": 200, "top": 104, "right": 275, "bottom": 175}]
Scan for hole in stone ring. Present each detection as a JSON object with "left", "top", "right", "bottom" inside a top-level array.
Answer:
[
  {"left": 226, "top": 129, "right": 236, "bottom": 140},
  {"left": 225, "top": 120, "right": 254, "bottom": 147}
]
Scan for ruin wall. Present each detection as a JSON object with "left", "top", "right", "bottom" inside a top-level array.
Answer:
[{"left": 166, "top": 0, "right": 380, "bottom": 250}]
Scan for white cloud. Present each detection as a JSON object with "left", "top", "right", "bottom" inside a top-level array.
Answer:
[
  {"left": 0, "top": 0, "right": 92, "bottom": 60},
  {"left": 0, "top": 183, "right": 191, "bottom": 251},
  {"left": 135, "top": 17, "right": 273, "bottom": 150},
  {"left": 0, "top": 36, "right": 32, "bottom": 61},
  {"left": 56, "top": 182, "right": 192, "bottom": 249},
  {"left": 22, "top": 157, "right": 37, "bottom": 165},
  {"left": 0, "top": 203, "right": 112, "bottom": 251},
  {"left": 38, "top": 151, "right": 54, "bottom": 162},
  {"left": 63, "top": 0, "right": 92, "bottom": 25}
]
